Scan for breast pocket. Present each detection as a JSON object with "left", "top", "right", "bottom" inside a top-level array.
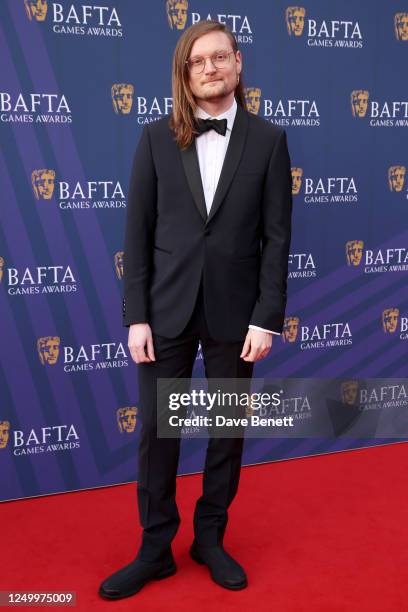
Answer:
[
  {"left": 153, "top": 244, "right": 172, "bottom": 254},
  {"left": 234, "top": 171, "right": 265, "bottom": 187},
  {"left": 237, "top": 171, "right": 264, "bottom": 177}
]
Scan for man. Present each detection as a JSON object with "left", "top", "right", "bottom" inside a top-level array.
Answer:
[{"left": 99, "top": 20, "right": 292, "bottom": 599}]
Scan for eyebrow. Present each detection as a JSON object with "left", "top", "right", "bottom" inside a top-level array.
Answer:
[{"left": 190, "top": 48, "right": 230, "bottom": 57}]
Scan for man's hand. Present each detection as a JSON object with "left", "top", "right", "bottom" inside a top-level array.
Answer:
[
  {"left": 128, "top": 323, "right": 156, "bottom": 364},
  {"left": 240, "top": 329, "right": 272, "bottom": 362}
]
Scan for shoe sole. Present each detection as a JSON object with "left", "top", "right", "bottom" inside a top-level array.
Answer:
[
  {"left": 98, "top": 565, "right": 177, "bottom": 600},
  {"left": 189, "top": 549, "right": 248, "bottom": 591}
]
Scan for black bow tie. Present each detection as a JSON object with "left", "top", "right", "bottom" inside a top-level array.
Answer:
[{"left": 195, "top": 117, "right": 228, "bottom": 137}]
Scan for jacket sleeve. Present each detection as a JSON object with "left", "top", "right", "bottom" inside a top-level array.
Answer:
[
  {"left": 249, "top": 128, "right": 293, "bottom": 333},
  {"left": 122, "top": 125, "right": 157, "bottom": 327}
]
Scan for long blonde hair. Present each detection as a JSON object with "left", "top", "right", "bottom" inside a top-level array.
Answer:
[{"left": 168, "top": 20, "right": 246, "bottom": 150}]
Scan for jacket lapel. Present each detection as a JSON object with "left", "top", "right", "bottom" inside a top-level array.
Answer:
[
  {"left": 179, "top": 102, "right": 249, "bottom": 225},
  {"left": 206, "top": 103, "right": 248, "bottom": 224},
  {"left": 180, "top": 137, "right": 208, "bottom": 222}
]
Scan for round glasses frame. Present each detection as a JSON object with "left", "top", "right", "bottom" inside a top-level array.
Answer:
[{"left": 185, "top": 50, "right": 236, "bottom": 74}]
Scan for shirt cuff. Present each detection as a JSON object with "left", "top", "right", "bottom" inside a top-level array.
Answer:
[{"left": 248, "top": 325, "right": 280, "bottom": 336}]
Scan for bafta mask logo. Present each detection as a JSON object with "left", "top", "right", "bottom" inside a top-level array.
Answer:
[
  {"left": 382, "top": 308, "right": 399, "bottom": 334},
  {"left": 291, "top": 167, "right": 303, "bottom": 195},
  {"left": 31, "top": 169, "right": 55, "bottom": 200},
  {"left": 341, "top": 381, "right": 359, "bottom": 406},
  {"left": 245, "top": 395, "right": 257, "bottom": 418},
  {"left": 37, "top": 336, "right": 60, "bottom": 365},
  {"left": 111, "top": 84, "right": 134, "bottom": 115},
  {"left": 285, "top": 6, "right": 306, "bottom": 37},
  {"left": 0, "top": 256, "right": 4, "bottom": 282},
  {"left": 394, "top": 13, "right": 408, "bottom": 41},
  {"left": 388, "top": 165, "right": 406, "bottom": 192},
  {"left": 117, "top": 407, "right": 137, "bottom": 433},
  {"left": 244, "top": 88, "right": 261, "bottom": 115},
  {"left": 282, "top": 316, "right": 300, "bottom": 343},
  {"left": 350, "top": 90, "right": 369, "bottom": 118},
  {"left": 24, "top": 0, "right": 48, "bottom": 22},
  {"left": 114, "top": 251, "right": 124, "bottom": 280},
  {"left": 166, "top": 0, "right": 188, "bottom": 30},
  {"left": 0, "top": 421, "right": 10, "bottom": 449},
  {"left": 345, "top": 240, "right": 364, "bottom": 267}
]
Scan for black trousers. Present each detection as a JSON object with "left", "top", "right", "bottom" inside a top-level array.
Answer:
[{"left": 136, "top": 278, "right": 254, "bottom": 562}]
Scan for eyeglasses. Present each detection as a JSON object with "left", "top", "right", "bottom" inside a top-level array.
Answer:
[{"left": 186, "top": 50, "right": 236, "bottom": 74}]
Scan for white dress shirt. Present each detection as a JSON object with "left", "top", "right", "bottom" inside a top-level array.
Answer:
[{"left": 194, "top": 97, "right": 280, "bottom": 336}]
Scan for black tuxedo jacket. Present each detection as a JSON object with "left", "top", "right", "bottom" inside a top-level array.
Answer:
[{"left": 122, "top": 101, "right": 293, "bottom": 342}]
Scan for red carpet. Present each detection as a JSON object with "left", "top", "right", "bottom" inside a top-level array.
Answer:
[{"left": 2, "top": 443, "right": 407, "bottom": 611}]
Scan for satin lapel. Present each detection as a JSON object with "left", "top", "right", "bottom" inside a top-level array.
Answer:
[
  {"left": 206, "top": 103, "right": 249, "bottom": 225},
  {"left": 179, "top": 103, "right": 249, "bottom": 225},
  {"left": 180, "top": 139, "right": 208, "bottom": 222}
]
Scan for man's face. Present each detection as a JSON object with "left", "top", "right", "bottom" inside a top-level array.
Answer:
[{"left": 188, "top": 32, "right": 241, "bottom": 106}]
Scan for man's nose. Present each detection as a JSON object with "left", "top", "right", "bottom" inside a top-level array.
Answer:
[{"left": 203, "top": 57, "right": 216, "bottom": 74}]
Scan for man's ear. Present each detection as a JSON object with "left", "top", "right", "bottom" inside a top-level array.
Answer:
[{"left": 235, "top": 51, "right": 242, "bottom": 76}]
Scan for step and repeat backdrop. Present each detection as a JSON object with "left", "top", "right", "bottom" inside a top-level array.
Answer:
[{"left": 0, "top": 1, "right": 407, "bottom": 501}]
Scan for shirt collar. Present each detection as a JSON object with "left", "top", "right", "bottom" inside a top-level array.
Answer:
[{"left": 194, "top": 97, "right": 237, "bottom": 132}]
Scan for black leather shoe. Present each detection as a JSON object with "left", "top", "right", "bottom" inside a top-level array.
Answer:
[
  {"left": 189, "top": 542, "right": 247, "bottom": 590},
  {"left": 98, "top": 554, "right": 177, "bottom": 600}
]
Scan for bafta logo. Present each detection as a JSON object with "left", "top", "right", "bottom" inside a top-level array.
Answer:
[
  {"left": 341, "top": 381, "right": 359, "bottom": 406},
  {"left": 0, "top": 421, "right": 10, "bottom": 449},
  {"left": 37, "top": 336, "right": 60, "bottom": 365},
  {"left": 114, "top": 251, "right": 124, "bottom": 280},
  {"left": 0, "top": 256, "right": 4, "bottom": 282},
  {"left": 117, "top": 407, "right": 137, "bottom": 433},
  {"left": 244, "top": 88, "right": 261, "bottom": 115},
  {"left": 382, "top": 308, "right": 399, "bottom": 334},
  {"left": 245, "top": 394, "right": 257, "bottom": 418},
  {"left": 394, "top": 13, "right": 408, "bottom": 41},
  {"left": 345, "top": 240, "right": 364, "bottom": 267},
  {"left": 282, "top": 316, "right": 300, "bottom": 343},
  {"left": 111, "top": 84, "right": 134, "bottom": 115},
  {"left": 291, "top": 167, "right": 303, "bottom": 195},
  {"left": 24, "top": 0, "right": 48, "bottom": 22},
  {"left": 285, "top": 6, "right": 306, "bottom": 37},
  {"left": 31, "top": 169, "right": 55, "bottom": 200},
  {"left": 388, "top": 165, "right": 406, "bottom": 192},
  {"left": 166, "top": 0, "right": 188, "bottom": 31},
  {"left": 350, "top": 90, "right": 369, "bottom": 118}
]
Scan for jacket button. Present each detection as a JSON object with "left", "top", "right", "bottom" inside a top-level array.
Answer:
[{"left": 204, "top": 228, "right": 211, "bottom": 236}]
